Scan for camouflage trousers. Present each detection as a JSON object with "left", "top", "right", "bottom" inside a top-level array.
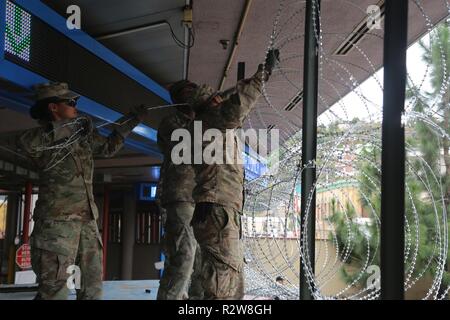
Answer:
[
  {"left": 191, "top": 203, "right": 244, "bottom": 300},
  {"left": 157, "top": 202, "right": 203, "bottom": 300},
  {"left": 30, "top": 219, "right": 103, "bottom": 300}
]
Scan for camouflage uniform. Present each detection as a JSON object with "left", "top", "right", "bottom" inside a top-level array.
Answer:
[
  {"left": 17, "top": 83, "right": 141, "bottom": 299},
  {"left": 156, "top": 111, "right": 203, "bottom": 300},
  {"left": 190, "top": 69, "right": 265, "bottom": 300}
]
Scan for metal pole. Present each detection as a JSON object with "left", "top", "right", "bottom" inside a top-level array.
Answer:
[
  {"left": 22, "top": 182, "right": 32, "bottom": 244},
  {"left": 183, "top": 0, "right": 192, "bottom": 80},
  {"left": 95, "top": 21, "right": 169, "bottom": 41},
  {"left": 381, "top": 0, "right": 408, "bottom": 300},
  {"left": 121, "top": 191, "right": 136, "bottom": 280},
  {"left": 5, "top": 194, "right": 19, "bottom": 284},
  {"left": 219, "top": 0, "right": 253, "bottom": 90},
  {"left": 102, "top": 185, "right": 110, "bottom": 280},
  {"left": 7, "top": 245, "right": 15, "bottom": 284},
  {"left": 300, "top": 0, "right": 320, "bottom": 300}
]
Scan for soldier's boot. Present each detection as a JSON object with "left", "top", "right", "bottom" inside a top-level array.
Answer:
[{"left": 157, "top": 269, "right": 190, "bottom": 300}]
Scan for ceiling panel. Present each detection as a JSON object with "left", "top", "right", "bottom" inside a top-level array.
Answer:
[{"left": 41, "top": 0, "right": 187, "bottom": 85}]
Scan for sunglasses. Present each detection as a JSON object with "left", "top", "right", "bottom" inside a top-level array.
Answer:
[{"left": 57, "top": 98, "right": 77, "bottom": 107}]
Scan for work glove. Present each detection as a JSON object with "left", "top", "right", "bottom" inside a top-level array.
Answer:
[
  {"left": 265, "top": 48, "right": 280, "bottom": 75},
  {"left": 258, "top": 48, "right": 280, "bottom": 80},
  {"left": 76, "top": 116, "right": 93, "bottom": 137},
  {"left": 130, "top": 104, "right": 149, "bottom": 122},
  {"left": 70, "top": 116, "right": 94, "bottom": 144}
]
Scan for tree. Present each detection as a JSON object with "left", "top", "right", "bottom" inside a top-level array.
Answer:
[{"left": 409, "top": 22, "right": 450, "bottom": 296}]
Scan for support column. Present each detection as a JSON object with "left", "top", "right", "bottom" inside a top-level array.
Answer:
[
  {"left": 22, "top": 182, "right": 32, "bottom": 244},
  {"left": 300, "top": 0, "right": 320, "bottom": 300},
  {"left": 5, "top": 193, "right": 19, "bottom": 284},
  {"left": 121, "top": 191, "right": 136, "bottom": 280},
  {"left": 102, "top": 185, "right": 110, "bottom": 280},
  {"left": 381, "top": 0, "right": 408, "bottom": 300}
]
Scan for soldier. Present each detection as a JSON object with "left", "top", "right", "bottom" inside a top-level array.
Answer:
[
  {"left": 156, "top": 98, "right": 203, "bottom": 300},
  {"left": 16, "top": 82, "right": 146, "bottom": 300},
  {"left": 170, "top": 49, "right": 280, "bottom": 299}
]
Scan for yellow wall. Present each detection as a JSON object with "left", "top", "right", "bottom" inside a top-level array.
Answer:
[
  {"left": 0, "top": 199, "right": 7, "bottom": 239},
  {"left": 316, "top": 184, "right": 367, "bottom": 240},
  {"left": 244, "top": 183, "right": 369, "bottom": 240}
]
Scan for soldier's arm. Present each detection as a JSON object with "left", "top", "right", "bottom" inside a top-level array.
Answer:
[
  {"left": 155, "top": 116, "right": 176, "bottom": 209},
  {"left": 158, "top": 118, "right": 178, "bottom": 154},
  {"left": 0, "top": 130, "right": 37, "bottom": 162},
  {"left": 155, "top": 129, "right": 166, "bottom": 202},
  {"left": 155, "top": 162, "right": 165, "bottom": 208},
  {"left": 91, "top": 113, "right": 141, "bottom": 158},
  {"left": 16, "top": 119, "right": 80, "bottom": 159},
  {"left": 16, "top": 128, "right": 46, "bottom": 159},
  {"left": 217, "top": 69, "right": 266, "bottom": 128},
  {"left": 215, "top": 49, "right": 279, "bottom": 128},
  {"left": 156, "top": 124, "right": 168, "bottom": 155}
]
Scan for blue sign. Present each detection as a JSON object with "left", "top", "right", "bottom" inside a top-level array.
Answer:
[{"left": 138, "top": 183, "right": 157, "bottom": 201}]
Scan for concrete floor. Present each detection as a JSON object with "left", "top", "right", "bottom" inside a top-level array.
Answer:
[
  {"left": 0, "top": 280, "right": 271, "bottom": 300},
  {"left": 0, "top": 280, "right": 159, "bottom": 300}
]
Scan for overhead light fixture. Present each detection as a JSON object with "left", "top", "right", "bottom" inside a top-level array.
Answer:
[{"left": 284, "top": 91, "right": 304, "bottom": 111}]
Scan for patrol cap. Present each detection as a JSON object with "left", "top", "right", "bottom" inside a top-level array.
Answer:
[
  {"left": 33, "top": 82, "right": 80, "bottom": 102},
  {"left": 30, "top": 82, "right": 80, "bottom": 120},
  {"left": 169, "top": 80, "right": 198, "bottom": 103},
  {"left": 169, "top": 80, "right": 217, "bottom": 112},
  {"left": 191, "top": 84, "right": 216, "bottom": 111}
]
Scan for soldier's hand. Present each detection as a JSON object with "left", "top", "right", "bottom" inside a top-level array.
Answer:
[
  {"left": 131, "top": 104, "right": 148, "bottom": 122},
  {"left": 262, "top": 48, "right": 280, "bottom": 76},
  {"left": 76, "top": 116, "right": 93, "bottom": 138},
  {"left": 212, "top": 95, "right": 223, "bottom": 105}
]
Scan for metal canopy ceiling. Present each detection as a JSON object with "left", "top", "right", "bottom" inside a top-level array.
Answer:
[{"left": 1, "top": 0, "right": 449, "bottom": 186}]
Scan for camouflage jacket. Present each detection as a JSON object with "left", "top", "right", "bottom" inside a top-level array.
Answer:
[
  {"left": 17, "top": 114, "right": 140, "bottom": 221},
  {"left": 157, "top": 111, "right": 196, "bottom": 206},
  {"left": 191, "top": 70, "right": 264, "bottom": 211}
]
